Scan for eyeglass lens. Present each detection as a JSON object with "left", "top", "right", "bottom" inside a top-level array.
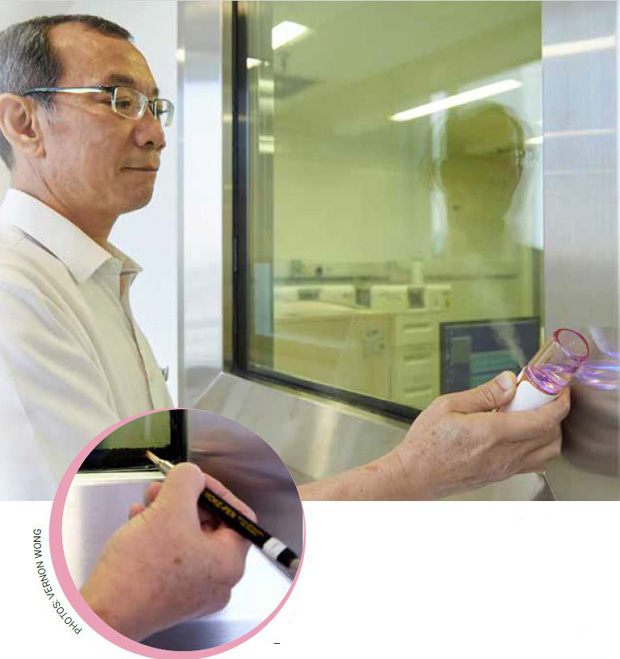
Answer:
[{"left": 112, "top": 87, "right": 173, "bottom": 127}]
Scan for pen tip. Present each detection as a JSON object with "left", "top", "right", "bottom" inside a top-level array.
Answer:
[{"left": 145, "top": 450, "right": 158, "bottom": 464}]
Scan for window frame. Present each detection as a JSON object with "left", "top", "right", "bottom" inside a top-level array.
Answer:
[
  {"left": 230, "top": 2, "right": 420, "bottom": 424},
  {"left": 79, "top": 410, "right": 188, "bottom": 472},
  {"left": 229, "top": 2, "right": 543, "bottom": 424}
]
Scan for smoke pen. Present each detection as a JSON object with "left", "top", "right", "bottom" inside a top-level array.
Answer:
[
  {"left": 145, "top": 450, "right": 300, "bottom": 575},
  {"left": 502, "top": 328, "right": 590, "bottom": 412}
]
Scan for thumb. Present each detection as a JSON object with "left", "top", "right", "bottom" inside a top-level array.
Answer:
[
  {"left": 150, "top": 462, "right": 206, "bottom": 528},
  {"left": 448, "top": 371, "right": 516, "bottom": 413}
]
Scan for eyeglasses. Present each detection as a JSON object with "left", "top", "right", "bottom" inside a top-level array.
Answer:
[{"left": 22, "top": 86, "right": 175, "bottom": 127}]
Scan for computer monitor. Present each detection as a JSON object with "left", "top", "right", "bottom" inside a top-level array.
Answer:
[{"left": 440, "top": 318, "right": 541, "bottom": 394}]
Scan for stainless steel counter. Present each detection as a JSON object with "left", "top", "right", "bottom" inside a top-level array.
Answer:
[{"left": 196, "top": 372, "right": 554, "bottom": 500}]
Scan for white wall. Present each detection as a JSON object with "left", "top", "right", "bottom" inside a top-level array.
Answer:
[{"left": 0, "top": 1, "right": 179, "bottom": 402}]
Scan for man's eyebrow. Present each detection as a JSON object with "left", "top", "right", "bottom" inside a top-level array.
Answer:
[{"left": 101, "top": 73, "right": 159, "bottom": 97}]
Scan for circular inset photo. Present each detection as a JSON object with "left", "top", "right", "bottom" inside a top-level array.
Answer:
[{"left": 50, "top": 409, "right": 304, "bottom": 656}]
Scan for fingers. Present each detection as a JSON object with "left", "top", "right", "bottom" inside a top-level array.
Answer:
[
  {"left": 147, "top": 463, "right": 256, "bottom": 539},
  {"left": 143, "top": 480, "right": 163, "bottom": 506},
  {"left": 487, "top": 387, "right": 570, "bottom": 446},
  {"left": 128, "top": 480, "right": 162, "bottom": 520},
  {"left": 136, "top": 479, "right": 218, "bottom": 528},
  {"left": 516, "top": 389, "right": 568, "bottom": 462},
  {"left": 444, "top": 371, "right": 517, "bottom": 414},
  {"left": 517, "top": 434, "right": 562, "bottom": 473},
  {"left": 196, "top": 474, "right": 256, "bottom": 564},
  {"left": 152, "top": 463, "right": 209, "bottom": 528},
  {"left": 548, "top": 385, "right": 571, "bottom": 418},
  {"left": 202, "top": 472, "right": 257, "bottom": 523},
  {"left": 128, "top": 503, "right": 145, "bottom": 519},
  {"left": 142, "top": 462, "right": 256, "bottom": 571},
  {"left": 197, "top": 509, "right": 220, "bottom": 530}
]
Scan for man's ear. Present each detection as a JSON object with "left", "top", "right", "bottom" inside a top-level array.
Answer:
[{"left": 0, "top": 93, "right": 46, "bottom": 161}]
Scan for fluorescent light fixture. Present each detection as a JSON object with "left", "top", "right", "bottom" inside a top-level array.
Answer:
[
  {"left": 543, "top": 35, "right": 615, "bottom": 58},
  {"left": 272, "top": 21, "right": 309, "bottom": 50},
  {"left": 259, "top": 135, "right": 275, "bottom": 154},
  {"left": 525, "top": 128, "right": 616, "bottom": 146},
  {"left": 390, "top": 79, "right": 523, "bottom": 123},
  {"left": 545, "top": 128, "right": 614, "bottom": 139},
  {"left": 247, "top": 57, "right": 262, "bottom": 69}
]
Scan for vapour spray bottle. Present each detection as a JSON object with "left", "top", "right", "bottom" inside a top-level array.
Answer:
[{"left": 501, "top": 328, "right": 590, "bottom": 412}]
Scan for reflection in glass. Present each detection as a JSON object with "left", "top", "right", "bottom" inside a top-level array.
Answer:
[{"left": 243, "top": 1, "right": 543, "bottom": 409}]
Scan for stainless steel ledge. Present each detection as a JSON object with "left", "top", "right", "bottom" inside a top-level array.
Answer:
[{"left": 195, "top": 373, "right": 552, "bottom": 500}]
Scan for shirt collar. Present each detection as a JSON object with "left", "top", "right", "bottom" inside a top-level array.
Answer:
[{"left": 0, "top": 188, "right": 142, "bottom": 283}]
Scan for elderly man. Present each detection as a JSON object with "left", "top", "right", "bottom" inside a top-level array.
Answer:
[
  {"left": 0, "top": 15, "right": 172, "bottom": 498},
  {"left": 0, "top": 12, "right": 572, "bottom": 649},
  {"left": 0, "top": 14, "right": 568, "bottom": 503}
]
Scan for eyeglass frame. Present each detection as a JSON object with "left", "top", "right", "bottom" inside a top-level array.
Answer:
[{"left": 21, "top": 86, "right": 175, "bottom": 127}]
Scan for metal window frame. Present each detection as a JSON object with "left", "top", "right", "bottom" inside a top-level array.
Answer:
[{"left": 79, "top": 410, "right": 188, "bottom": 472}]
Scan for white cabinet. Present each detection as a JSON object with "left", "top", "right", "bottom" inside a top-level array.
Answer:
[
  {"left": 390, "top": 312, "right": 442, "bottom": 409},
  {"left": 273, "top": 306, "right": 445, "bottom": 409}
]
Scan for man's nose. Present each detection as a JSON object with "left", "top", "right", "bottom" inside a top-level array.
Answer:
[{"left": 134, "top": 109, "right": 166, "bottom": 151}]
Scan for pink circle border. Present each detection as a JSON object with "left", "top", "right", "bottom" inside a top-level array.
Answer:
[{"left": 49, "top": 407, "right": 306, "bottom": 658}]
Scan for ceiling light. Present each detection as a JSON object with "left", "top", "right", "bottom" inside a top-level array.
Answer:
[
  {"left": 247, "top": 57, "right": 262, "bottom": 69},
  {"left": 272, "top": 21, "right": 309, "bottom": 50},
  {"left": 524, "top": 128, "right": 616, "bottom": 147},
  {"left": 259, "top": 135, "right": 275, "bottom": 154},
  {"left": 390, "top": 79, "right": 522, "bottom": 123},
  {"left": 545, "top": 128, "right": 615, "bottom": 139},
  {"left": 543, "top": 35, "right": 615, "bottom": 58}
]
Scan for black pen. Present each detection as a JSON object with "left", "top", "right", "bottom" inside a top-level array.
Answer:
[{"left": 145, "top": 450, "right": 300, "bottom": 575}]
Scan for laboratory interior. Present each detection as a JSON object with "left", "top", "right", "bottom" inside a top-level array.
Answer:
[{"left": 1, "top": 0, "right": 619, "bottom": 502}]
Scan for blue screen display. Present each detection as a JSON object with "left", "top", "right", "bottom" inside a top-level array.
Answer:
[{"left": 440, "top": 318, "right": 541, "bottom": 393}]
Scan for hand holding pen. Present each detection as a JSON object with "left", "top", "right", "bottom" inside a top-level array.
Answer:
[
  {"left": 145, "top": 451, "right": 300, "bottom": 573},
  {"left": 81, "top": 463, "right": 254, "bottom": 641}
]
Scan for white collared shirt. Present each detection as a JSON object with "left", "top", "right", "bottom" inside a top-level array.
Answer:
[{"left": 0, "top": 188, "right": 172, "bottom": 499}]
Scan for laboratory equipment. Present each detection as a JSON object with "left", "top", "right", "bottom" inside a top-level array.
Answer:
[{"left": 502, "top": 328, "right": 590, "bottom": 412}]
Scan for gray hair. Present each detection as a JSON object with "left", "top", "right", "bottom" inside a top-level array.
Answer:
[{"left": 0, "top": 15, "right": 133, "bottom": 168}]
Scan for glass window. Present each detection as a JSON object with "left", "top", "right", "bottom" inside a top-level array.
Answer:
[
  {"left": 239, "top": 1, "right": 543, "bottom": 411},
  {"left": 79, "top": 410, "right": 186, "bottom": 471}
]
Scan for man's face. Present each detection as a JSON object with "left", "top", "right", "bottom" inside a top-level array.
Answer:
[{"left": 36, "top": 23, "right": 166, "bottom": 220}]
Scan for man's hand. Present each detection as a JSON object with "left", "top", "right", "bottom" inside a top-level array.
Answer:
[
  {"left": 81, "top": 463, "right": 255, "bottom": 641},
  {"left": 300, "top": 371, "right": 570, "bottom": 501},
  {"left": 387, "top": 371, "right": 570, "bottom": 499}
]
